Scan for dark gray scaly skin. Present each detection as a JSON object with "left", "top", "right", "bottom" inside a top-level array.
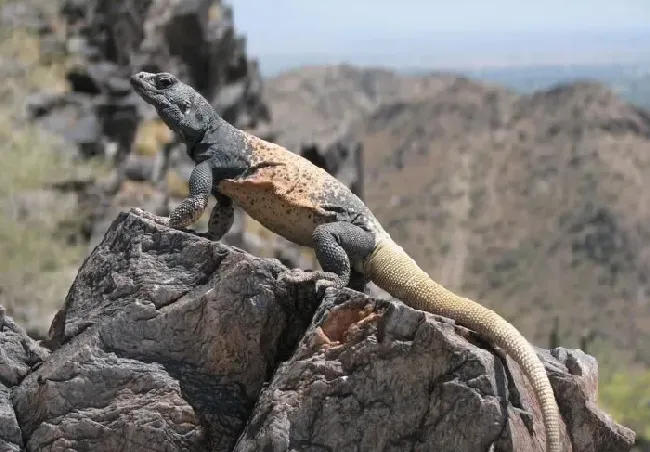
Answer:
[{"left": 130, "top": 72, "right": 563, "bottom": 451}]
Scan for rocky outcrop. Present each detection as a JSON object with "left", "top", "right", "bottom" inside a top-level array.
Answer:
[
  {"left": 0, "top": 211, "right": 636, "bottom": 451},
  {"left": 236, "top": 299, "right": 635, "bottom": 452},
  {"left": 31, "top": 0, "right": 272, "bottom": 159},
  {"left": 22, "top": 0, "right": 364, "bottom": 269},
  {"left": 0, "top": 306, "right": 50, "bottom": 451},
  {"left": 14, "top": 210, "right": 321, "bottom": 451}
]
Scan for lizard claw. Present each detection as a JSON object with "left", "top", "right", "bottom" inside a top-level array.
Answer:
[
  {"left": 279, "top": 268, "right": 338, "bottom": 284},
  {"left": 278, "top": 268, "right": 312, "bottom": 286},
  {"left": 278, "top": 269, "right": 344, "bottom": 296},
  {"left": 277, "top": 268, "right": 301, "bottom": 283},
  {"left": 315, "top": 278, "right": 338, "bottom": 295}
]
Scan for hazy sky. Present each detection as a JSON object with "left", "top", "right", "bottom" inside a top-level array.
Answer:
[{"left": 229, "top": 0, "right": 650, "bottom": 72}]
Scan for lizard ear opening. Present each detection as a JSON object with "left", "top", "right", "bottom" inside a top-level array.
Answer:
[{"left": 179, "top": 101, "right": 191, "bottom": 116}]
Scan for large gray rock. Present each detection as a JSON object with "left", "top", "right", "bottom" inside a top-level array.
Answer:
[
  {"left": 13, "top": 210, "right": 319, "bottom": 451},
  {"left": 0, "top": 211, "right": 635, "bottom": 451},
  {"left": 234, "top": 289, "right": 636, "bottom": 452},
  {"left": 0, "top": 306, "right": 50, "bottom": 451},
  {"left": 0, "top": 384, "right": 22, "bottom": 452}
]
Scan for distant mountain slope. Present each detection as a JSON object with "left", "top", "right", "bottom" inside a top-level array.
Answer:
[
  {"left": 264, "top": 65, "right": 650, "bottom": 369},
  {"left": 455, "top": 63, "right": 650, "bottom": 110},
  {"left": 264, "top": 64, "right": 480, "bottom": 148},
  {"left": 361, "top": 79, "right": 650, "bottom": 366}
]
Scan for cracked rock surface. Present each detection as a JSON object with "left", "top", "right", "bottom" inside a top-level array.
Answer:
[
  {"left": 235, "top": 290, "right": 636, "bottom": 452},
  {"left": 0, "top": 306, "right": 49, "bottom": 452},
  {"left": 0, "top": 211, "right": 637, "bottom": 451},
  {"left": 9, "top": 211, "right": 320, "bottom": 452}
]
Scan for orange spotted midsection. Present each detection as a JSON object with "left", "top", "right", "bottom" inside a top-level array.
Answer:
[
  {"left": 217, "top": 162, "right": 334, "bottom": 247},
  {"left": 217, "top": 132, "right": 340, "bottom": 246}
]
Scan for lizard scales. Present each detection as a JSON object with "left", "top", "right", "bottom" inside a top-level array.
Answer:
[{"left": 130, "top": 71, "right": 562, "bottom": 452}]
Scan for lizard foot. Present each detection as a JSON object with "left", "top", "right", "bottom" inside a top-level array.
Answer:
[
  {"left": 278, "top": 269, "right": 344, "bottom": 296},
  {"left": 130, "top": 207, "right": 170, "bottom": 226}
]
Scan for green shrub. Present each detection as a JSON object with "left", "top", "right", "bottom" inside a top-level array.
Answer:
[
  {"left": 591, "top": 340, "right": 650, "bottom": 441},
  {"left": 599, "top": 368, "right": 650, "bottom": 439}
]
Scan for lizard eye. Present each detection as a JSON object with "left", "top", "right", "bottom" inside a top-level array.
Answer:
[{"left": 156, "top": 75, "right": 174, "bottom": 89}]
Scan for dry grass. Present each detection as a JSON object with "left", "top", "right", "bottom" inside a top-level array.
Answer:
[
  {"left": 0, "top": 8, "right": 107, "bottom": 336},
  {"left": 133, "top": 119, "right": 173, "bottom": 156},
  {"left": 167, "top": 169, "right": 190, "bottom": 197}
]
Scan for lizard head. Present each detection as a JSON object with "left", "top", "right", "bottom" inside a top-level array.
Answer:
[{"left": 130, "top": 71, "right": 216, "bottom": 142}]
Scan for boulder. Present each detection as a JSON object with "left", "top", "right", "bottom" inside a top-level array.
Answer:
[
  {"left": 0, "top": 211, "right": 636, "bottom": 451},
  {"left": 236, "top": 290, "right": 636, "bottom": 452},
  {"left": 0, "top": 306, "right": 50, "bottom": 451},
  {"left": 14, "top": 210, "right": 320, "bottom": 451}
]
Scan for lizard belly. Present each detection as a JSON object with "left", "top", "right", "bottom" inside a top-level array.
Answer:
[{"left": 217, "top": 179, "right": 329, "bottom": 247}]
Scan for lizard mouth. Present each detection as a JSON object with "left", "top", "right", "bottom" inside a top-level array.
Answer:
[
  {"left": 130, "top": 73, "right": 156, "bottom": 103},
  {"left": 129, "top": 73, "right": 147, "bottom": 89}
]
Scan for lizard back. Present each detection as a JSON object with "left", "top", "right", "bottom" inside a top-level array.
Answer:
[{"left": 217, "top": 133, "right": 343, "bottom": 246}]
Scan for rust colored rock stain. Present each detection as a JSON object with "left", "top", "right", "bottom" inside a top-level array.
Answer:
[{"left": 315, "top": 304, "right": 381, "bottom": 349}]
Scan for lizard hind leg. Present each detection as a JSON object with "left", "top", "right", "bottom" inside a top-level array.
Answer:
[
  {"left": 279, "top": 221, "right": 375, "bottom": 294},
  {"left": 206, "top": 193, "right": 234, "bottom": 241},
  {"left": 348, "top": 270, "right": 370, "bottom": 293}
]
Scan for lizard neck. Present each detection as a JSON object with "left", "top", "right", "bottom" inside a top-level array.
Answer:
[
  {"left": 185, "top": 116, "right": 242, "bottom": 164},
  {"left": 176, "top": 101, "right": 221, "bottom": 145}
]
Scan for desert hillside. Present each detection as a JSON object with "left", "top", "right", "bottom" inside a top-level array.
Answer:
[
  {"left": 266, "top": 66, "right": 650, "bottom": 372},
  {"left": 264, "top": 64, "right": 475, "bottom": 148}
]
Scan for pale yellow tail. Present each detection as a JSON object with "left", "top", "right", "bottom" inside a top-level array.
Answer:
[{"left": 366, "top": 238, "right": 561, "bottom": 452}]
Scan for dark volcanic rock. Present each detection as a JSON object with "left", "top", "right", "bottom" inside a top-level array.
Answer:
[
  {"left": 14, "top": 211, "right": 320, "bottom": 451},
  {"left": 37, "top": 0, "right": 274, "bottom": 159},
  {"left": 235, "top": 290, "right": 636, "bottom": 452},
  {"left": 0, "top": 306, "right": 50, "bottom": 451},
  {"left": 0, "top": 211, "right": 635, "bottom": 451}
]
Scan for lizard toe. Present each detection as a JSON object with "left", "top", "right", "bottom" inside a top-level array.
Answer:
[
  {"left": 315, "top": 278, "right": 344, "bottom": 297},
  {"left": 278, "top": 269, "right": 342, "bottom": 289},
  {"left": 131, "top": 207, "right": 170, "bottom": 226},
  {"left": 277, "top": 268, "right": 304, "bottom": 284}
]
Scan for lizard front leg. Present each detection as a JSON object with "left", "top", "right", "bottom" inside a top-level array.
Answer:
[
  {"left": 131, "top": 161, "right": 212, "bottom": 229},
  {"left": 168, "top": 161, "right": 212, "bottom": 229},
  {"left": 280, "top": 221, "right": 375, "bottom": 294}
]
